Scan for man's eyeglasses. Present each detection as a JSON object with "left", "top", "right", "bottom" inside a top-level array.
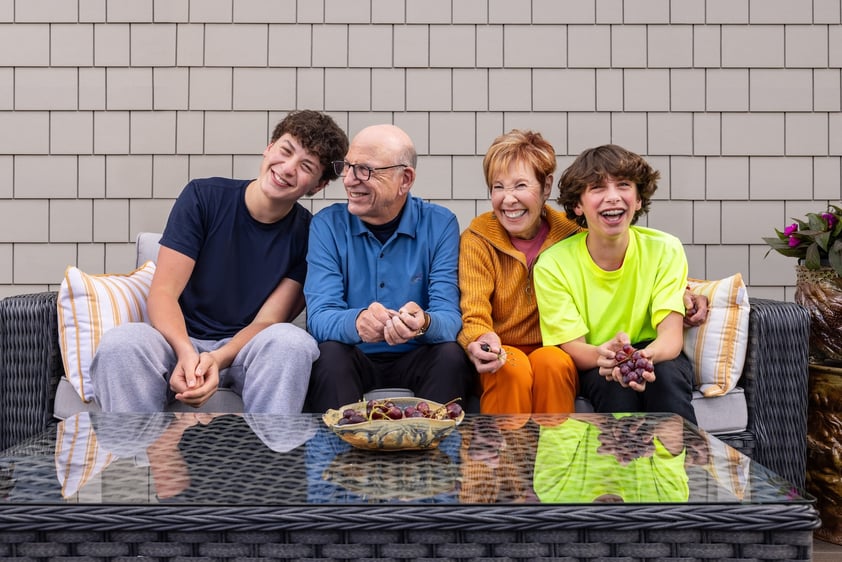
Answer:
[{"left": 333, "top": 161, "right": 408, "bottom": 181}]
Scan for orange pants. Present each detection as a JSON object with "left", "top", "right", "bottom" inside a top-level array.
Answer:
[{"left": 478, "top": 345, "right": 578, "bottom": 415}]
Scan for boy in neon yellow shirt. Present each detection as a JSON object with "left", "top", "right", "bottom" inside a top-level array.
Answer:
[{"left": 534, "top": 145, "right": 696, "bottom": 423}]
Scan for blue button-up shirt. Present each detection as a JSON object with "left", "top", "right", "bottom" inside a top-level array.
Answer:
[{"left": 305, "top": 196, "right": 463, "bottom": 354}]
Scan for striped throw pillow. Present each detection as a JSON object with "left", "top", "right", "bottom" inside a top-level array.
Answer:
[
  {"left": 57, "top": 262, "right": 156, "bottom": 402},
  {"left": 684, "top": 273, "right": 750, "bottom": 397}
]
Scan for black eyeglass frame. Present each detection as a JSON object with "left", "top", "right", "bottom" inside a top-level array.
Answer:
[{"left": 332, "top": 161, "right": 409, "bottom": 181}]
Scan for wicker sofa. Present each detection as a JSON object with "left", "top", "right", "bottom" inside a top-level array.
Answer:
[{"left": 0, "top": 279, "right": 811, "bottom": 488}]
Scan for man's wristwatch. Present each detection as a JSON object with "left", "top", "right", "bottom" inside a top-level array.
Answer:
[{"left": 415, "top": 312, "right": 431, "bottom": 337}]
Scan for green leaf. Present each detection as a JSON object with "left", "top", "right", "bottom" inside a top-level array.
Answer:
[
  {"left": 830, "top": 239, "right": 842, "bottom": 277},
  {"left": 761, "top": 237, "right": 805, "bottom": 258},
  {"left": 805, "top": 242, "right": 822, "bottom": 268},
  {"left": 793, "top": 217, "right": 810, "bottom": 230},
  {"left": 815, "top": 230, "right": 832, "bottom": 252},
  {"left": 807, "top": 213, "right": 825, "bottom": 231},
  {"left": 773, "top": 228, "right": 789, "bottom": 241},
  {"left": 762, "top": 236, "right": 787, "bottom": 248}
]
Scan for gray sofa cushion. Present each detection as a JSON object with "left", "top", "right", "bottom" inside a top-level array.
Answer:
[{"left": 136, "top": 231, "right": 162, "bottom": 266}]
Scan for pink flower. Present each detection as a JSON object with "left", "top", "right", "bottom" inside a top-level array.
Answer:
[
  {"left": 784, "top": 223, "right": 798, "bottom": 236},
  {"left": 788, "top": 236, "right": 801, "bottom": 248},
  {"left": 822, "top": 213, "right": 837, "bottom": 229}
]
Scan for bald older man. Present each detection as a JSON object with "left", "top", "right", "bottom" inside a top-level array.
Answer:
[{"left": 304, "top": 124, "right": 474, "bottom": 412}]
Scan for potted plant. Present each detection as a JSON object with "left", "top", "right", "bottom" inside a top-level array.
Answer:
[
  {"left": 763, "top": 204, "right": 842, "bottom": 276},
  {"left": 763, "top": 203, "right": 842, "bottom": 365}
]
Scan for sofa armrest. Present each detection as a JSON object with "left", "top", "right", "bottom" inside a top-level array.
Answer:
[
  {"left": 0, "top": 291, "right": 62, "bottom": 450},
  {"left": 740, "top": 297, "right": 810, "bottom": 489}
]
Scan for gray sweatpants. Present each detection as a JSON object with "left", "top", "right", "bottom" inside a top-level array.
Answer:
[{"left": 90, "top": 322, "right": 318, "bottom": 413}]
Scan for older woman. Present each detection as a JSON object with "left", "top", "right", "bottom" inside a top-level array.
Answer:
[
  {"left": 459, "top": 130, "right": 707, "bottom": 414},
  {"left": 458, "top": 130, "right": 582, "bottom": 414}
]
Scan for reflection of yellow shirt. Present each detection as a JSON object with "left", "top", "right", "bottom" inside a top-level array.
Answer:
[{"left": 533, "top": 418, "right": 688, "bottom": 503}]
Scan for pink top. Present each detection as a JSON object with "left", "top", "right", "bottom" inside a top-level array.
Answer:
[{"left": 510, "top": 219, "right": 550, "bottom": 269}]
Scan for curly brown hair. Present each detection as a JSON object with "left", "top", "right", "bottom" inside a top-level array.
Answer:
[
  {"left": 557, "top": 144, "right": 660, "bottom": 228},
  {"left": 271, "top": 110, "right": 349, "bottom": 183}
]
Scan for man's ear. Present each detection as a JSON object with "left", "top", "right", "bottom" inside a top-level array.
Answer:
[
  {"left": 307, "top": 178, "right": 330, "bottom": 197},
  {"left": 398, "top": 166, "right": 416, "bottom": 195}
]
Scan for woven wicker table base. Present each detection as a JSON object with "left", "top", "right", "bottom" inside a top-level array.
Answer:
[{"left": 0, "top": 527, "right": 817, "bottom": 561}]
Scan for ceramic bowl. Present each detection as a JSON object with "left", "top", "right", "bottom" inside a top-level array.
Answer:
[{"left": 322, "top": 396, "right": 464, "bottom": 450}]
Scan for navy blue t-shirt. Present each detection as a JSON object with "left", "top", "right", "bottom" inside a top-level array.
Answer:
[{"left": 160, "top": 177, "right": 311, "bottom": 340}]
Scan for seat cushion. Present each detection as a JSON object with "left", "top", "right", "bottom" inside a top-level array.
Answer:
[{"left": 689, "top": 386, "right": 748, "bottom": 434}]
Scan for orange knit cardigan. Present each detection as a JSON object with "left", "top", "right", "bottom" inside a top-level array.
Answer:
[{"left": 457, "top": 206, "right": 582, "bottom": 350}]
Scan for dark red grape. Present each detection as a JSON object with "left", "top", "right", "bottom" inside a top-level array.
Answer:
[
  {"left": 445, "top": 402, "right": 463, "bottom": 419},
  {"left": 614, "top": 345, "right": 654, "bottom": 384}
]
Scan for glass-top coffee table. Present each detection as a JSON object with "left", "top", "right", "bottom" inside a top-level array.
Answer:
[{"left": 0, "top": 412, "right": 820, "bottom": 560}]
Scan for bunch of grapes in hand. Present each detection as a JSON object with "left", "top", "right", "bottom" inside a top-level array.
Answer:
[{"left": 613, "top": 344, "right": 654, "bottom": 385}]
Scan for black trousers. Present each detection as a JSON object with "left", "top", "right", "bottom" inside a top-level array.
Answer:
[
  {"left": 305, "top": 341, "right": 475, "bottom": 413},
  {"left": 578, "top": 345, "right": 697, "bottom": 425}
]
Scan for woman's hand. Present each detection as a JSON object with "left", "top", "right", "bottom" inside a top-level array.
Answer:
[{"left": 468, "top": 334, "right": 507, "bottom": 373}]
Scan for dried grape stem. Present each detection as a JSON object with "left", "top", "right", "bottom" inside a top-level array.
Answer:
[{"left": 431, "top": 397, "right": 462, "bottom": 418}]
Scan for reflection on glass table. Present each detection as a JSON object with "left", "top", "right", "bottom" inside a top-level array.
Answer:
[
  {"left": 0, "top": 412, "right": 808, "bottom": 507},
  {"left": 534, "top": 413, "right": 691, "bottom": 503}
]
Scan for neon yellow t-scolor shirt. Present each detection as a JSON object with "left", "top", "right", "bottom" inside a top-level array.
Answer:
[
  {"left": 533, "top": 226, "right": 688, "bottom": 347},
  {"left": 532, "top": 416, "right": 689, "bottom": 503}
]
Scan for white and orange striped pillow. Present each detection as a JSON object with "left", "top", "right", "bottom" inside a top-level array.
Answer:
[
  {"left": 57, "top": 262, "right": 156, "bottom": 402},
  {"left": 684, "top": 273, "right": 751, "bottom": 397}
]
